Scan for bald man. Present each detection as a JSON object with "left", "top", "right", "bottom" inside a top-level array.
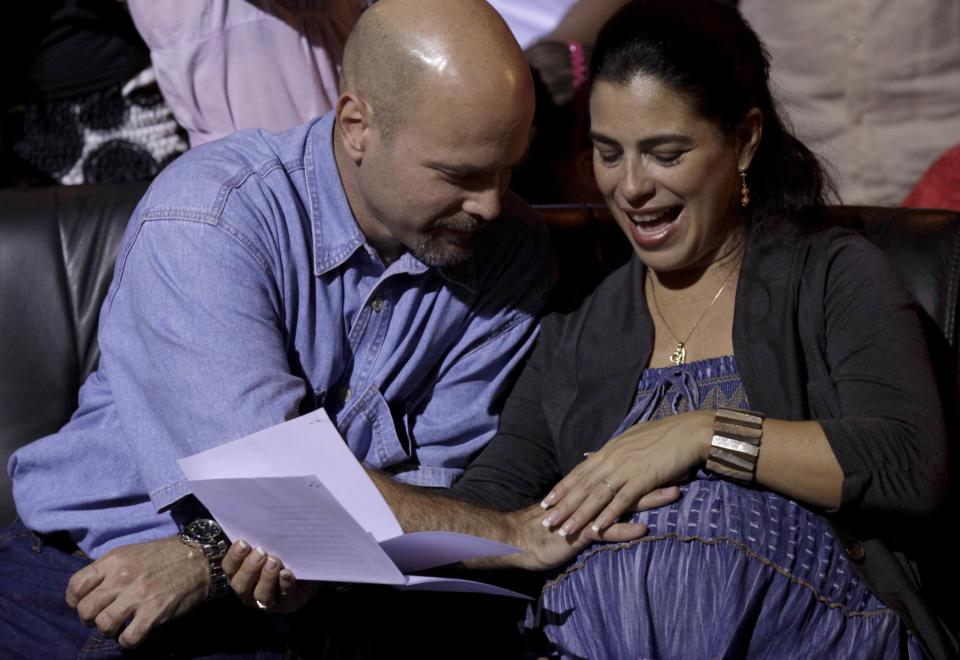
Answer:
[{"left": 2, "top": 1, "right": 551, "bottom": 655}]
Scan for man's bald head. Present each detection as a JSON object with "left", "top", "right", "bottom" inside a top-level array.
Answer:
[
  {"left": 335, "top": 0, "right": 535, "bottom": 267},
  {"left": 340, "top": 0, "right": 532, "bottom": 142}
]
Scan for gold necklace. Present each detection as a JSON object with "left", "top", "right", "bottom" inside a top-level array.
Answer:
[{"left": 648, "top": 273, "right": 732, "bottom": 366}]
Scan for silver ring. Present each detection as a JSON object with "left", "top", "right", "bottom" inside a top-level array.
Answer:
[
  {"left": 600, "top": 479, "right": 615, "bottom": 495},
  {"left": 255, "top": 599, "right": 272, "bottom": 610}
]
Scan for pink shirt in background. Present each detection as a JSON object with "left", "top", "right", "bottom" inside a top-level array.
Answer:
[
  {"left": 128, "top": 0, "right": 582, "bottom": 149},
  {"left": 128, "top": 0, "right": 366, "bottom": 147},
  {"left": 486, "top": 0, "right": 578, "bottom": 48}
]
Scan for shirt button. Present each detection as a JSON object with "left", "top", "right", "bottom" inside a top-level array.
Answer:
[
  {"left": 341, "top": 387, "right": 352, "bottom": 403},
  {"left": 370, "top": 298, "right": 385, "bottom": 312},
  {"left": 845, "top": 542, "right": 865, "bottom": 563}
]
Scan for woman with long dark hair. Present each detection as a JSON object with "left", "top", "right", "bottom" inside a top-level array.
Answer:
[{"left": 450, "top": 0, "right": 954, "bottom": 656}]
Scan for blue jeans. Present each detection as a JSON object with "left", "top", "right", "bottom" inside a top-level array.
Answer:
[
  {"left": 0, "top": 519, "right": 529, "bottom": 658},
  {"left": 0, "top": 520, "right": 288, "bottom": 659}
]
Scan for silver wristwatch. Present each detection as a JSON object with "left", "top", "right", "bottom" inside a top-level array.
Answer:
[{"left": 180, "top": 518, "right": 230, "bottom": 600}]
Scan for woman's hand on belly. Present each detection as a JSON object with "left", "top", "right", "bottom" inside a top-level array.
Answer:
[{"left": 539, "top": 410, "right": 713, "bottom": 539}]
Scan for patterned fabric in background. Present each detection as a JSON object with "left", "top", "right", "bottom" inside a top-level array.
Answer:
[{"left": 10, "top": 67, "right": 187, "bottom": 185}]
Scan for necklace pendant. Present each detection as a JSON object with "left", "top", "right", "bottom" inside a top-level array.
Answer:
[{"left": 669, "top": 342, "right": 686, "bottom": 366}]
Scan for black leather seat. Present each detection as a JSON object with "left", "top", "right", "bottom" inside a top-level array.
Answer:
[
  {"left": 1, "top": 184, "right": 958, "bottom": 531},
  {"left": 0, "top": 182, "right": 147, "bottom": 523}
]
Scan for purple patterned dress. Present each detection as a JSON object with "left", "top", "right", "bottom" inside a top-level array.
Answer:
[{"left": 529, "top": 355, "right": 923, "bottom": 659}]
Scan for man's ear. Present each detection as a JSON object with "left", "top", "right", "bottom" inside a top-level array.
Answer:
[
  {"left": 336, "top": 92, "right": 370, "bottom": 164},
  {"left": 737, "top": 107, "right": 763, "bottom": 171}
]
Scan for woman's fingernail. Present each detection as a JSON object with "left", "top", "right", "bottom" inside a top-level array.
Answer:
[
  {"left": 541, "top": 492, "right": 557, "bottom": 508},
  {"left": 236, "top": 540, "right": 250, "bottom": 554},
  {"left": 280, "top": 569, "right": 293, "bottom": 582},
  {"left": 541, "top": 510, "right": 559, "bottom": 528},
  {"left": 591, "top": 523, "right": 601, "bottom": 533},
  {"left": 558, "top": 521, "right": 574, "bottom": 538},
  {"left": 265, "top": 557, "right": 279, "bottom": 571},
  {"left": 252, "top": 546, "right": 266, "bottom": 563}
]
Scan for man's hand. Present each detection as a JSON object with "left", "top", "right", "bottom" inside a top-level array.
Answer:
[
  {"left": 222, "top": 540, "right": 318, "bottom": 613},
  {"left": 368, "top": 468, "right": 659, "bottom": 571},
  {"left": 505, "top": 502, "right": 654, "bottom": 571},
  {"left": 65, "top": 536, "right": 208, "bottom": 648}
]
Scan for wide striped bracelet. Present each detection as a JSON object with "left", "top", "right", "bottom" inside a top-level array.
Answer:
[{"left": 705, "top": 408, "right": 765, "bottom": 481}]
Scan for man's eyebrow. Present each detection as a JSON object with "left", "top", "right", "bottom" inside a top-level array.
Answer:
[
  {"left": 590, "top": 131, "right": 694, "bottom": 149},
  {"left": 427, "top": 149, "right": 531, "bottom": 177}
]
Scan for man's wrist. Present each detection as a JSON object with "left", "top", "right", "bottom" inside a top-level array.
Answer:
[
  {"left": 180, "top": 519, "right": 230, "bottom": 600},
  {"left": 178, "top": 537, "right": 214, "bottom": 594},
  {"left": 501, "top": 507, "right": 542, "bottom": 571}
]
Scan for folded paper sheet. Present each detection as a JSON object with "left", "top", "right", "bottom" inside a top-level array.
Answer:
[{"left": 178, "top": 410, "right": 528, "bottom": 599}]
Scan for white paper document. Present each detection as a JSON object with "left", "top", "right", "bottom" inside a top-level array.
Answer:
[{"left": 178, "top": 410, "right": 528, "bottom": 599}]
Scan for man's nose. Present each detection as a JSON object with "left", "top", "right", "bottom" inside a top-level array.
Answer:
[{"left": 462, "top": 186, "right": 502, "bottom": 222}]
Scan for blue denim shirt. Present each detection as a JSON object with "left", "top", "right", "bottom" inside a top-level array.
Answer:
[{"left": 9, "top": 112, "right": 552, "bottom": 557}]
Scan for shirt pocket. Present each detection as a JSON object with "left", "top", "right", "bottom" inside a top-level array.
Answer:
[{"left": 338, "top": 385, "right": 411, "bottom": 470}]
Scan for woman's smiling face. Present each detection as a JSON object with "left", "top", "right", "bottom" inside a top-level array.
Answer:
[{"left": 590, "top": 75, "right": 759, "bottom": 275}]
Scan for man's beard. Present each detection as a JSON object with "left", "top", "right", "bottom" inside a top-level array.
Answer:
[{"left": 409, "top": 213, "right": 485, "bottom": 267}]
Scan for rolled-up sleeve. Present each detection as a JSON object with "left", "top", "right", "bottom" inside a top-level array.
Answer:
[{"left": 815, "top": 236, "right": 948, "bottom": 518}]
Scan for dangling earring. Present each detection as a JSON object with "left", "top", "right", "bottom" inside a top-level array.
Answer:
[{"left": 739, "top": 168, "right": 751, "bottom": 208}]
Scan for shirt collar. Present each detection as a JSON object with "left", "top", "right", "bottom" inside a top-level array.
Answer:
[
  {"left": 304, "top": 111, "right": 477, "bottom": 292},
  {"left": 383, "top": 252, "right": 477, "bottom": 295},
  {"left": 306, "top": 112, "right": 367, "bottom": 276}
]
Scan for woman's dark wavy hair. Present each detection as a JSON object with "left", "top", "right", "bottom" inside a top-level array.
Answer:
[{"left": 589, "top": 0, "right": 834, "bottom": 238}]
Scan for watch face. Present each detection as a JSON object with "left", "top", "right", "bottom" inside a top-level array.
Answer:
[{"left": 185, "top": 519, "right": 224, "bottom": 543}]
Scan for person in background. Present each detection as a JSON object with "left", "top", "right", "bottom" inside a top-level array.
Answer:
[
  {"left": 1, "top": 0, "right": 187, "bottom": 187},
  {"left": 903, "top": 145, "right": 960, "bottom": 212},
  {"left": 504, "top": 0, "right": 631, "bottom": 204},
  {"left": 127, "top": 0, "right": 372, "bottom": 148},
  {"left": 738, "top": 0, "right": 960, "bottom": 206}
]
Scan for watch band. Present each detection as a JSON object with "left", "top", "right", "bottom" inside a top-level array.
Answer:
[
  {"left": 201, "top": 540, "right": 230, "bottom": 601},
  {"left": 705, "top": 408, "right": 765, "bottom": 481},
  {"left": 180, "top": 519, "right": 231, "bottom": 601}
]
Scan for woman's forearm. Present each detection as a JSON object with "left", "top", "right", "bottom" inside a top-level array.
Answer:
[
  {"left": 752, "top": 419, "right": 843, "bottom": 510},
  {"left": 539, "top": 411, "right": 844, "bottom": 538}
]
